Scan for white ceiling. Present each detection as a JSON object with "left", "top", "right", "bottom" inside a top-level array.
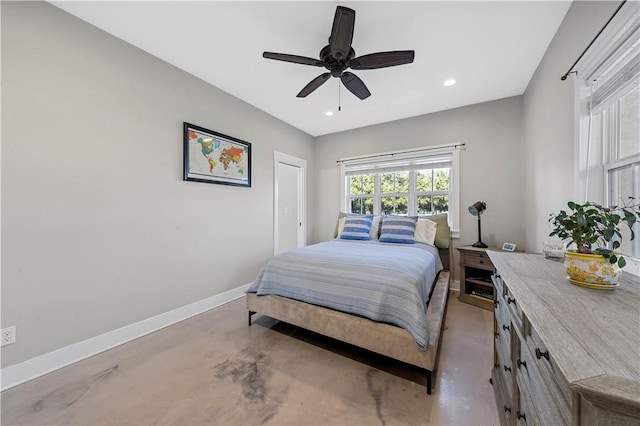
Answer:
[{"left": 50, "top": 1, "right": 571, "bottom": 137}]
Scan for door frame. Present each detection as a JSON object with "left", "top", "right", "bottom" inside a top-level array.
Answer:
[{"left": 274, "top": 151, "right": 307, "bottom": 255}]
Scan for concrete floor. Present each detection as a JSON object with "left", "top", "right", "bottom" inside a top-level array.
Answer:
[{"left": 1, "top": 293, "right": 498, "bottom": 425}]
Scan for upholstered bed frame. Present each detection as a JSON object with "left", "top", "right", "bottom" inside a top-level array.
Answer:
[{"left": 246, "top": 244, "right": 451, "bottom": 394}]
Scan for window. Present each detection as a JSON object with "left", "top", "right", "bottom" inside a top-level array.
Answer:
[
  {"left": 339, "top": 145, "right": 462, "bottom": 238},
  {"left": 573, "top": 1, "right": 639, "bottom": 261},
  {"left": 349, "top": 173, "right": 374, "bottom": 214},
  {"left": 416, "top": 168, "right": 450, "bottom": 215},
  {"left": 604, "top": 84, "right": 640, "bottom": 258},
  {"left": 380, "top": 171, "right": 409, "bottom": 214}
]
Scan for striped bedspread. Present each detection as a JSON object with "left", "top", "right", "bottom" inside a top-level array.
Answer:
[{"left": 247, "top": 239, "right": 443, "bottom": 350}]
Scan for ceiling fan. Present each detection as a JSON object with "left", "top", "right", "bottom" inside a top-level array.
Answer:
[{"left": 263, "top": 6, "right": 415, "bottom": 100}]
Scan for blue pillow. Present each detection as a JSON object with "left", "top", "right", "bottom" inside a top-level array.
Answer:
[
  {"left": 379, "top": 215, "right": 418, "bottom": 244},
  {"left": 340, "top": 214, "right": 374, "bottom": 240}
]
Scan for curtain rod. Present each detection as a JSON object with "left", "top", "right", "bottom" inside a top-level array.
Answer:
[
  {"left": 336, "top": 143, "right": 465, "bottom": 164},
  {"left": 561, "top": 0, "right": 627, "bottom": 81}
]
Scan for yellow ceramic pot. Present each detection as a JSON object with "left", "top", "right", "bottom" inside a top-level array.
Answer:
[{"left": 564, "top": 251, "right": 622, "bottom": 286}]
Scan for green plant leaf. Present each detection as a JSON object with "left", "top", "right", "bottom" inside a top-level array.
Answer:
[{"left": 603, "top": 228, "right": 614, "bottom": 241}]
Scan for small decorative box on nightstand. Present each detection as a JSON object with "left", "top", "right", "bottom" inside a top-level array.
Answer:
[{"left": 457, "top": 246, "right": 495, "bottom": 310}]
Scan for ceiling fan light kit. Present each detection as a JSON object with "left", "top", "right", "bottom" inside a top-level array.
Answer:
[{"left": 263, "top": 6, "right": 415, "bottom": 100}]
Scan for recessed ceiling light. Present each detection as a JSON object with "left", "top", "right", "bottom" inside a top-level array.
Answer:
[
  {"left": 444, "top": 79, "right": 457, "bottom": 87},
  {"left": 325, "top": 110, "right": 334, "bottom": 116}
]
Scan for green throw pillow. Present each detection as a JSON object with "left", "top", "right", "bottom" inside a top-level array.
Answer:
[
  {"left": 420, "top": 213, "right": 450, "bottom": 249},
  {"left": 333, "top": 211, "right": 348, "bottom": 238}
]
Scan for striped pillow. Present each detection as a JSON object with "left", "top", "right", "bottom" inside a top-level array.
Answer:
[
  {"left": 379, "top": 215, "right": 418, "bottom": 244},
  {"left": 339, "top": 214, "right": 374, "bottom": 240}
]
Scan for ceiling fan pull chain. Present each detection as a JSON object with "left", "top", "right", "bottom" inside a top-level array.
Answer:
[{"left": 338, "top": 81, "right": 342, "bottom": 112}]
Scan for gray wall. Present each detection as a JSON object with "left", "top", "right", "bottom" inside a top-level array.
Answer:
[
  {"left": 313, "top": 96, "right": 525, "bottom": 275},
  {"left": 1, "top": 1, "right": 315, "bottom": 367},
  {"left": 522, "top": 1, "right": 621, "bottom": 253}
]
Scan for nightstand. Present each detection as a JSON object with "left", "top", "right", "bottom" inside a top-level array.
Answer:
[{"left": 457, "top": 246, "right": 495, "bottom": 310}]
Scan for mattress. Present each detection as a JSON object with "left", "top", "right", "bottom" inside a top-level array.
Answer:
[{"left": 247, "top": 239, "right": 443, "bottom": 349}]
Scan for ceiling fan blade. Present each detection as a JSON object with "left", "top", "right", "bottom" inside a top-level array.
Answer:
[
  {"left": 329, "top": 6, "right": 355, "bottom": 60},
  {"left": 340, "top": 72, "right": 371, "bottom": 100},
  {"left": 350, "top": 51, "right": 415, "bottom": 70},
  {"left": 263, "top": 52, "right": 324, "bottom": 67},
  {"left": 297, "top": 73, "right": 331, "bottom": 97}
]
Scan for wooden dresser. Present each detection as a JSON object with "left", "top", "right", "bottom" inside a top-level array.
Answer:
[{"left": 487, "top": 251, "right": 640, "bottom": 426}]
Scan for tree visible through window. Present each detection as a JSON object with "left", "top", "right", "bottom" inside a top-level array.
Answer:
[
  {"left": 417, "top": 168, "right": 449, "bottom": 214},
  {"left": 349, "top": 173, "right": 374, "bottom": 214},
  {"left": 381, "top": 171, "right": 409, "bottom": 214},
  {"left": 347, "top": 166, "right": 451, "bottom": 217}
]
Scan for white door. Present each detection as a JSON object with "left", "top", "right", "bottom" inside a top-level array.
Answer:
[{"left": 274, "top": 152, "right": 306, "bottom": 255}]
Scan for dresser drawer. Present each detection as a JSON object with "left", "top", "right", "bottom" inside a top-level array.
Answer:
[
  {"left": 492, "top": 363, "right": 514, "bottom": 426},
  {"left": 503, "top": 282, "right": 523, "bottom": 334},
  {"left": 524, "top": 323, "right": 572, "bottom": 404},
  {"left": 463, "top": 251, "right": 493, "bottom": 270},
  {"left": 516, "top": 376, "right": 541, "bottom": 426},
  {"left": 495, "top": 315, "right": 512, "bottom": 365},
  {"left": 495, "top": 341, "right": 514, "bottom": 400},
  {"left": 517, "top": 339, "right": 571, "bottom": 425},
  {"left": 492, "top": 273, "right": 504, "bottom": 296}
]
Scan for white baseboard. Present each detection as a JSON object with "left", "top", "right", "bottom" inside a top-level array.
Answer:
[{"left": 0, "top": 284, "right": 249, "bottom": 391}]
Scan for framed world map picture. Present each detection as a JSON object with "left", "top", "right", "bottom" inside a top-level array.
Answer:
[{"left": 183, "top": 122, "right": 251, "bottom": 187}]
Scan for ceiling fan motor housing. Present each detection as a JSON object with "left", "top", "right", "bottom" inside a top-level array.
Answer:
[{"left": 320, "top": 45, "right": 356, "bottom": 77}]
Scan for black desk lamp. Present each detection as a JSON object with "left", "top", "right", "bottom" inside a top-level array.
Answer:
[{"left": 469, "top": 201, "right": 488, "bottom": 248}]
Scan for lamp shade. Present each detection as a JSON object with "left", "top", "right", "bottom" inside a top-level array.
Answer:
[{"left": 468, "top": 201, "right": 486, "bottom": 216}]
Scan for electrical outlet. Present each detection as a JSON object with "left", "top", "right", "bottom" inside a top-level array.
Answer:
[{"left": 1, "top": 326, "right": 16, "bottom": 346}]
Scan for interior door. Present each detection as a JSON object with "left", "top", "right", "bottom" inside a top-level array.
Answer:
[{"left": 274, "top": 152, "right": 306, "bottom": 255}]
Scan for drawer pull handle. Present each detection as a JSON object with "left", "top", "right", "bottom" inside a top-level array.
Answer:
[
  {"left": 495, "top": 363, "right": 500, "bottom": 369},
  {"left": 507, "top": 297, "right": 516, "bottom": 305},
  {"left": 535, "top": 348, "right": 550, "bottom": 361},
  {"left": 504, "top": 365, "right": 512, "bottom": 373},
  {"left": 502, "top": 324, "right": 510, "bottom": 331},
  {"left": 504, "top": 406, "right": 512, "bottom": 414},
  {"left": 517, "top": 411, "right": 527, "bottom": 422},
  {"left": 517, "top": 358, "right": 527, "bottom": 370},
  {"left": 494, "top": 299, "right": 500, "bottom": 306},
  {"left": 494, "top": 331, "right": 500, "bottom": 338}
]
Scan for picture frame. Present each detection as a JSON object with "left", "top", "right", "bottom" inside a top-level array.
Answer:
[
  {"left": 183, "top": 122, "right": 251, "bottom": 187},
  {"left": 502, "top": 242, "right": 517, "bottom": 252}
]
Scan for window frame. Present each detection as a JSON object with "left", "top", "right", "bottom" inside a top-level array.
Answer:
[{"left": 339, "top": 144, "right": 462, "bottom": 239}]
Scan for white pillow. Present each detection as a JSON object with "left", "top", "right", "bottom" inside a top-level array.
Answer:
[
  {"left": 370, "top": 216, "right": 381, "bottom": 239},
  {"left": 337, "top": 215, "right": 381, "bottom": 239},
  {"left": 415, "top": 218, "right": 438, "bottom": 245},
  {"left": 337, "top": 217, "right": 346, "bottom": 236}
]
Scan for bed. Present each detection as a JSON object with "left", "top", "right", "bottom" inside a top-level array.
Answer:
[{"left": 246, "top": 215, "right": 451, "bottom": 394}]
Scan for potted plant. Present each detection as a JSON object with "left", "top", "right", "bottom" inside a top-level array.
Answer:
[{"left": 549, "top": 198, "right": 640, "bottom": 287}]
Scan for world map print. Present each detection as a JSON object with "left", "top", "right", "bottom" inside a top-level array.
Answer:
[{"left": 186, "top": 129, "right": 249, "bottom": 185}]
